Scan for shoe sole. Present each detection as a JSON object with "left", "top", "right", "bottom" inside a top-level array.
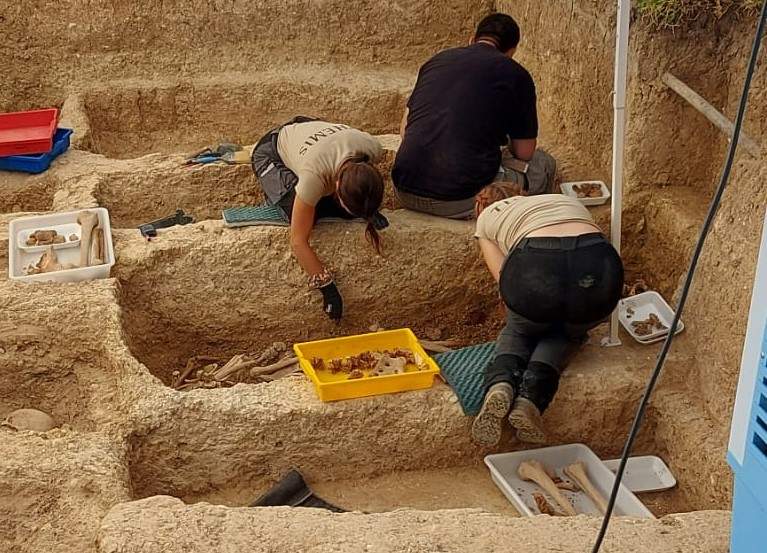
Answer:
[
  {"left": 509, "top": 404, "right": 547, "bottom": 445},
  {"left": 471, "top": 389, "right": 512, "bottom": 446}
]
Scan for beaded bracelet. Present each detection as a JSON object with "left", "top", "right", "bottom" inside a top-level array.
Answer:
[{"left": 308, "top": 268, "right": 334, "bottom": 290}]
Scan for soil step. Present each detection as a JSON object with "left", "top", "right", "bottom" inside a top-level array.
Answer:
[
  {"left": 97, "top": 496, "right": 731, "bottom": 553},
  {"left": 629, "top": 186, "right": 709, "bottom": 297},
  {"left": 82, "top": 65, "right": 414, "bottom": 159},
  {"left": 650, "top": 385, "right": 732, "bottom": 511}
]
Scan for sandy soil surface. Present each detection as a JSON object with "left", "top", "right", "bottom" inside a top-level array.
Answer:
[{"left": 2, "top": 0, "right": 766, "bottom": 551}]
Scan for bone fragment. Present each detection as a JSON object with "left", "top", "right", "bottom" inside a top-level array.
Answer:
[
  {"left": 37, "top": 247, "right": 61, "bottom": 273},
  {"left": 213, "top": 353, "right": 299, "bottom": 381},
  {"left": 77, "top": 210, "right": 100, "bottom": 267},
  {"left": 254, "top": 342, "right": 287, "bottom": 365},
  {"left": 25, "top": 246, "right": 78, "bottom": 275},
  {"left": 213, "top": 353, "right": 247, "bottom": 381},
  {"left": 555, "top": 480, "right": 579, "bottom": 492},
  {"left": 52, "top": 235, "right": 65, "bottom": 244},
  {"left": 90, "top": 227, "right": 104, "bottom": 265},
  {"left": 259, "top": 365, "right": 302, "bottom": 381},
  {"left": 563, "top": 462, "right": 608, "bottom": 514},
  {"left": 374, "top": 355, "right": 407, "bottom": 375},
  {"left": 69, "top": 234, "right": 79, "bottom": 242},
  {"left": 32, "top": 229, "right": 58, "bottom": 245},
  {"left": 518, "top": 460, "right": 577, "bottom": 516},
  {"left": 173, "top": 358, "right": 202, "bottom": 389},
  {"left": 532, "top": 492, "right": 563, "bottom": 516},
  {"left": 1, "top": 408, "right": 57, "bottom": 432},
  {"left": 248, "top": 356, "right": 299, "bottom": 377}
]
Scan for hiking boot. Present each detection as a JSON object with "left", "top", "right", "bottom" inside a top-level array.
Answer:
[
  {"left": 508, "top": 397, "right": 547, "bottom": 444},
  {"left": 471, "top": 382, "right": 514, "bottom": 446}
]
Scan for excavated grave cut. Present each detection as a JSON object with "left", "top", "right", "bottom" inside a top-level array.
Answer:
[
  {"left": 83, "top": 74, "right": 408, "bottom": 159},
  {"left": 124, "top": 372, "right": 692, "bottom": 518},
  {"left": 114, "top": 213, "right": 500, "bottom": 387},
  {"left": 0, "top": 281, "right": 127, "bottom": 432},
  {"left": 0, "top": 172, "right": 56, "bottom": 214},
  {"left": 119, "top": 291, "right": 693, "bottom": 520}
]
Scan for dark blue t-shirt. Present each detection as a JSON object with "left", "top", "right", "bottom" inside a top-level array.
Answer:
[{"left": 393, "top": 43, "right": 538, "bottom": 201}]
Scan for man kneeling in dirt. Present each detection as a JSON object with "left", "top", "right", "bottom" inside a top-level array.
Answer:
[{"left": 392, "top": 13, "right": 556, "bottom": 219}]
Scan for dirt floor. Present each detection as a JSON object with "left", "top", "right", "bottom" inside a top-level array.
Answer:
[{"left": 1, "top": 1, "right": 766, "bottom": 552}]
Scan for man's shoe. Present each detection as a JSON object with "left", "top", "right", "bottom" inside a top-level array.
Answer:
[
  {"left": 508, "top": 397, "right": 547, "bottom": 444},
  {"left": 471, "top": 382, "right": 514, "bottom": 446}
]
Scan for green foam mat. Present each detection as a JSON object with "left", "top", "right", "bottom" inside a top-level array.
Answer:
[
  {"left": 222, "top": 204, "right": 376, "bottom": 228},
  {"left": 223, "top": 205, "right": 289, "bottom": 227},
  {"left": 434, "top": 342, "right": 495, "bottom": 416}
]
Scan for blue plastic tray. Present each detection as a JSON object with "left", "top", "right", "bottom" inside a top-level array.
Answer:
[{"left": 0, "top": 128, "right": 73, "bottom": 174}]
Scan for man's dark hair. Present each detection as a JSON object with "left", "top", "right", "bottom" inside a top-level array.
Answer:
[{"left": 474, "top": 13, "right": 520, "bottom": 53}]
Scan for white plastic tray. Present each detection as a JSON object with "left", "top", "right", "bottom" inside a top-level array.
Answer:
[
  {"left": 485, "top": 444, "right": 654, "bottom": 518},
  {"left": 9, "top": 208, "right": 115, "bottom": 284},
  {"left": 560, "top": 180, "right": 611, "bottom": 206},
  {"left": 603, "top": 455, "right": 677, "bottom": 493},
  {"left": 17, "top": 223, "right": 81, "bottom": 253},
  {"left": 618, "top": 291, "right": 684, "bottom": 342}
]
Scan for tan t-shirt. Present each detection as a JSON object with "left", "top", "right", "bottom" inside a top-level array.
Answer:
[
  {"left": 474, "top": 194, "right": 602, "bottom": 254},
  {"left": 277, "top": 120, "right": 383, "bottom": 206}
]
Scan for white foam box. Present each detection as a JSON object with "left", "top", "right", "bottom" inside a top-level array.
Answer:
[
  {"left": 618, "top": 291, "right": 684, "bottom": 343},
  {"left": 9, "top": 208, "right": 115, "bottom": 283},
  {"left": 485, "top": 443, "right": 654, "bottom": 518},
  {"left": 602, "top": 455, "right": 677, "bottom": 493},
  {"left": 560, "top": 180, "right": 611, "bottom": 206}
]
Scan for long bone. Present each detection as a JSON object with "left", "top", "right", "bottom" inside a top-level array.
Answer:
[
  {"left": 90, "top": 227, "right": 105, "bottom": 265},
  {"left": 518, "top": 460, "right": 577, "bottom": 516},
  {"left": 563, "top": 462, "right": 608, "bottom": 514},
  {"left": 77, "top": 210, "right": 99, "bottom": 267}
]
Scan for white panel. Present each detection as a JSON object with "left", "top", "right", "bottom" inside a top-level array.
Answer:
[{"left": 729, "top": 208, "right": 767, "bottom": 466}]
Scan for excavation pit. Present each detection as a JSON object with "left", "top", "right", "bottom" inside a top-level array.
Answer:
[
  {"left": 124, "top": 354, "right": 692, "bottom": 519},
  {"left": 0, "top": 280, "right": 126, "bottom": 431},
  {"left": 168, "top": 463, "right": 690, "bottom": 518},
  {"left": 0, "top": 173, "right": 56, "bottom": 214},
  {"left": 3, "top": 0, "right": 760, "bottom": 548},
  {"left": 184, "top": 465, "right": 522, "bottom": 515},
  {"left": 114, "top": 213, "right": 499, "bottom": 386},
  {"left": 83, "top": 74, "right": 409, "bottom": 159},
  {"left": 0, "top": 343, "right": 88, "bottom": 431}
]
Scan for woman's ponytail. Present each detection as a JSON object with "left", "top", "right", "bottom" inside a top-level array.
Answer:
[
  {"left": 337, "top": 158, "right": 385, "bottom": 255},
  {"left": 365, "top": 220, "right": 382, "bottom": 255}
]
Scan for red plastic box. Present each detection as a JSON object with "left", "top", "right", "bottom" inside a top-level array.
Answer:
[{"left": 0, "top": 108, "right": 59, "bottom": 156}]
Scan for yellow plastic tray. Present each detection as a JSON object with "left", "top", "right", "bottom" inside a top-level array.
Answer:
[{"left": 293, "top": 328, "right": 440, "bottom": 402}]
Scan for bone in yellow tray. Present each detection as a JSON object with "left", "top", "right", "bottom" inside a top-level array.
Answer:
[{"left": 294, "top": 329, "right": 440, "bottom": 402}]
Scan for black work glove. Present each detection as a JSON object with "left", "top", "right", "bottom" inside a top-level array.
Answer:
[{"left": 319, "top": 281, "right": 343, "bottom": 321}]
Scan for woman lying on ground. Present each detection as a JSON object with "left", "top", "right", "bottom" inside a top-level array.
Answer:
[
  {"left": 252, "top": 116, "right": 387, "bottom": 321},
  {"left": 471, "top": 183, "right": 624, "bottom": 446}
]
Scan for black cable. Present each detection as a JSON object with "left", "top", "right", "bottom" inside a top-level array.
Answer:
[{"left": 591, "top": 3, "right": 767, "bottom": 551}]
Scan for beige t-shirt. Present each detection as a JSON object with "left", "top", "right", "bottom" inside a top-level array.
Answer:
[
  {"left": 474, "top": 194, "right": 602, "bottom": 254},
  {"left": 277, "top": 120, "right": 383, "bottom": 205}
]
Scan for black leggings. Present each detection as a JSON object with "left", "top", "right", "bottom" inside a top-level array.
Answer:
[
  {"left": 484, "top": 234, "right": 624, "bottom": 412},
  {"left": 500, "top": 234, "right": 624, "bottom": 325}
]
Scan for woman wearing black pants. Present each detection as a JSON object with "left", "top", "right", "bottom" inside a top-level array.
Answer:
[{"left": 471, "top": 183, "right": 623, "bottom": 446}]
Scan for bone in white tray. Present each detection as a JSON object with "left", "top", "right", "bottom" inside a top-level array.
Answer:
[
  {"left": 485, "top": 443, "right": 654, "bottom": 518},
  {"left": 618, "top": 291, "right": 684, "bottom": 343}
]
